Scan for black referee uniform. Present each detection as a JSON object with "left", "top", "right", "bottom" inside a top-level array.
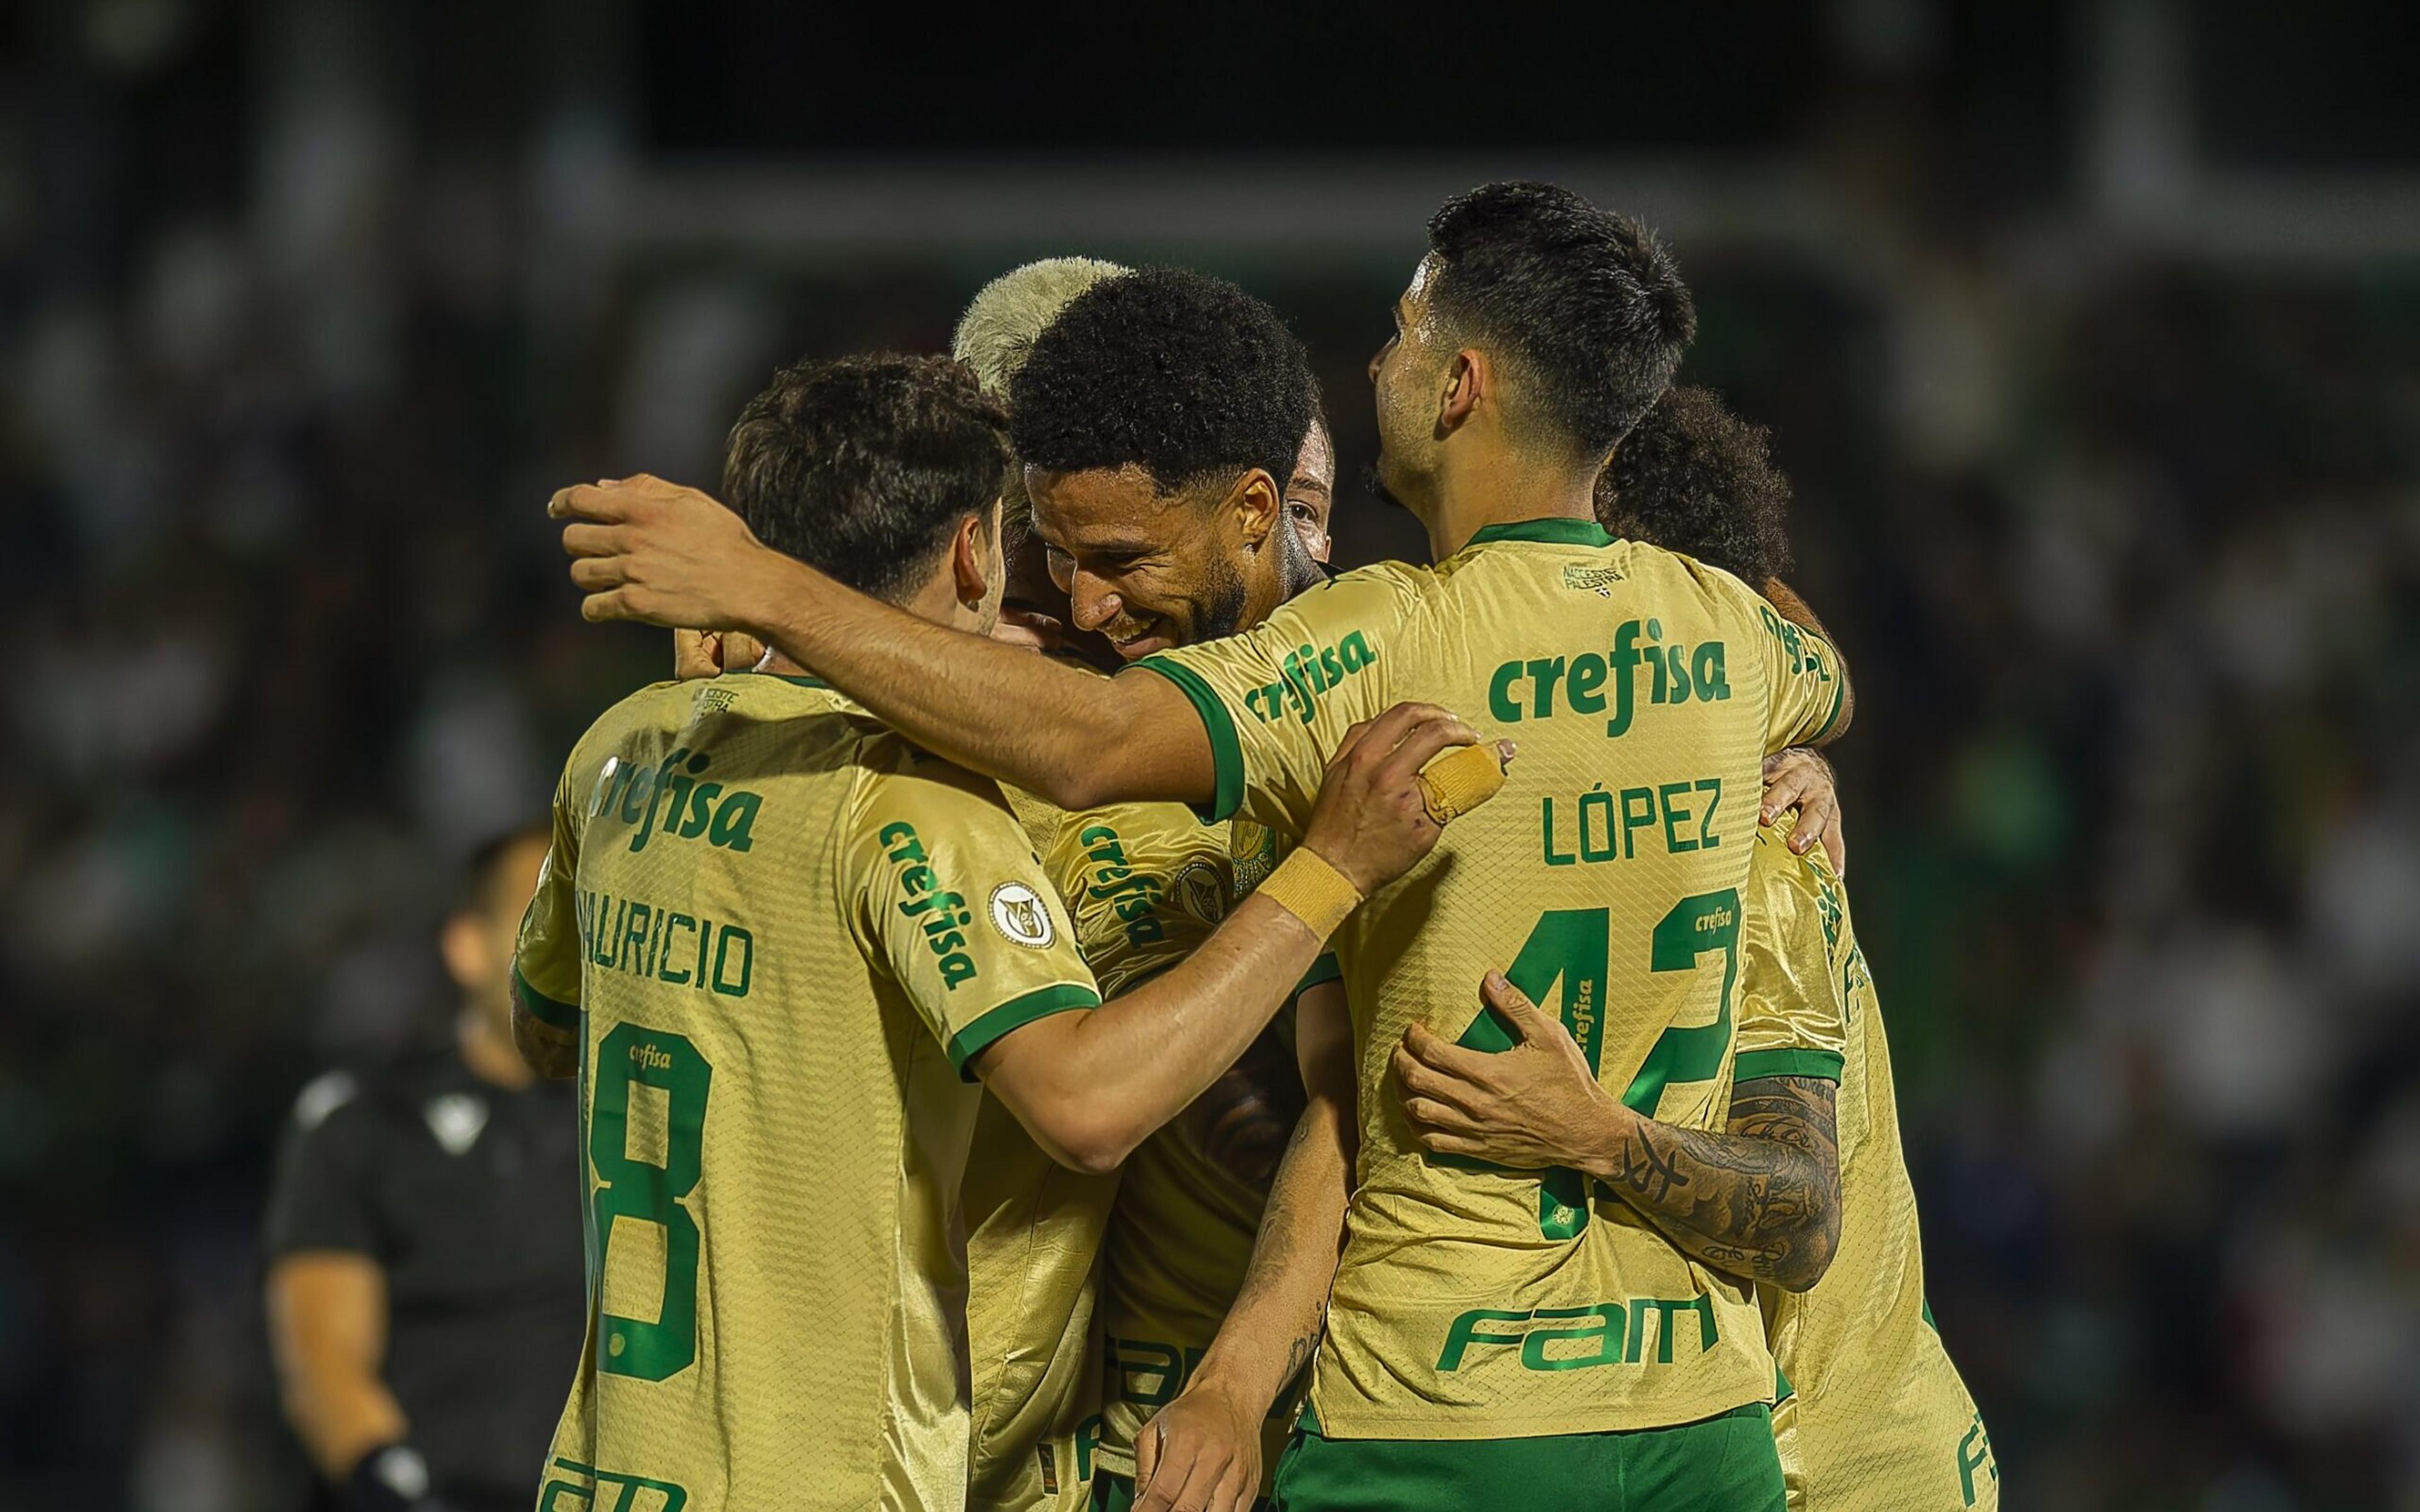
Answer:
[{"left": 265, "top": 1043, "right": 585, "bottom": 1511}]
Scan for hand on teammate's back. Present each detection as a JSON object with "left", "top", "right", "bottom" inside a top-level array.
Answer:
[
  {"left": 1298, "top": 703, "right": 1515, "bottom": 896},
  {"left": 1759, "top": 745, "right": 1846, "bottom": 875},
  {"left": 1393, "top": 971, "right": 1621, "bottom": 1171},
  {"left": 552, "top": 474, "right": 780, "bottom": 631}
]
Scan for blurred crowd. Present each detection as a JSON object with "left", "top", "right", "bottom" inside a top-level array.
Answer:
[{"left": 6, "top": 6, "right": 2420, "bottom": 1511}]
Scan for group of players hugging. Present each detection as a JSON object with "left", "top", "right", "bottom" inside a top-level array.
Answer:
[{"left": 507, "top": 181, "right": 2000, "bottom": 1511}]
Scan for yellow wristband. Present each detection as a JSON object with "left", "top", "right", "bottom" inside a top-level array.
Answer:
[
  {"left": 1259, "top": 845, "right": 1363, "bottom": 941},
  {"left": 1417, "top": 742, "right": 1507, "bottom": 826}
]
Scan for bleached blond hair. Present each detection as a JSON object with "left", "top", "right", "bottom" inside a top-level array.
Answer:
[{"left": 951, "top": 256, "right": 1131, "bottom": 398}]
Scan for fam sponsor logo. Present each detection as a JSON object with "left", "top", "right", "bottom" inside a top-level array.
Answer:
[{"left": 1437, "top": 1295, "right": 1723, "bottom": 1373}]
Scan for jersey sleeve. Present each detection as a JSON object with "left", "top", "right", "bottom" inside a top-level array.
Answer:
[
  {"left": 1731, "top": 823, "right": 1850, "bottom": 1084},
  {"left": 1747, "top": 595, "right": 1848, "bottom": 751},
  {"left": 846, "top": 761, "right": 1103, "bottom": 1079},
  {"left": 262, "top": 1073, "right": 382, "bottom": 1259},
  {"left": 1126, "top": 565, "right": 1420, "bottom": 830},
  {"left": 511, "top": 758, "right": 586, "bottom": 1033},
  {"left": 1041, "top": 803, "right": 1231, "bottom": 1000}
]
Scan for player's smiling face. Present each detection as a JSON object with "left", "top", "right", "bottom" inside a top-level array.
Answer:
[{"left": 1025, "top": 462, "right": 1255, "bottom": 660}]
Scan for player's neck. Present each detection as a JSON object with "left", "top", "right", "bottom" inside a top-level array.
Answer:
[
  {"left": 1422, "top": 455, "right": 1600, "bottom": 559},
  {"left": 459, "top": 1005, "right": 534, "bottom": 1089},
  {"left": 1250, "top": 529, "right": 1323, "bottom": 622}
]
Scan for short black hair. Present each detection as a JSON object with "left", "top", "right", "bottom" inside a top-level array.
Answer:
[
  {"left": 723, "top": 353, "right": 1010, "bottom": 602},
  {"left": 1009, "top": 268, "right": 1314, "bottom": 499},
  {"left": 1425, "top": 181, "right": 1696, "bottom": 459},
  {"left": 458, "top": 823, "right": 551, "bottom": 916},
  {"left": 1597, "top": 386, "right": 1794, "bottom": 586}
]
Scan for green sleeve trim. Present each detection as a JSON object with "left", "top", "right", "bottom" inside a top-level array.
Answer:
[
  {"left": 1922, "top": 1297, "right": 1938, "bottom": 1331},
  {"left": 1286, "top": 952, "right": 1342, "bottom": 1009},
  {"left": 1734, "top": 1047, "right": 1844, "bottom": 1084},
  {"left": 1129, "top": 656, "right": 1245, "bottom": 824},
  {"left": 1808, "top": 652, "right": 1848, "bottom": 745},
  {"left": 512, "top": 966, "right": 581, "bottom": 1031},
  {"left": 945, "top": 982, "right": 1101, "bottom": 1080}
]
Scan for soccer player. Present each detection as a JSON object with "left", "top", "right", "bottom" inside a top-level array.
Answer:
[
  {"left": 948, "top": 258, "right": 1353, "bottom": 1512},
  {"left": 1002, "top": 266, "right": 1349, "bottom": 1512},
  {"left": 1390, "top": 387, "right": 1997, "bottom": 1509},
  {"left": 1285, "top": 397, "right": 1336, "bottom": 564},
  {"left": 950, "top": 256, "right": 1340, "bottom": 1511},
  {"left": 510, "top": 353, "right": 1492, "bottom": 1511},
  {"left": 948, "top": 254, "right": 1137, "bottom": 1512},
  {"left": 544, "top": 181, "right": 1853, "bottom": 1509},
  {"left": 265, "top": 828, "right": 584, "bottom": 1512}
]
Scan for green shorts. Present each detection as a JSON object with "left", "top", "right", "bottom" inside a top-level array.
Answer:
[
  {"left": 1270, "top": 1403, "right": 1783, "bottom": 1512},
  {"left": 1092, "top": 1469, "right": 1274, "bottom": 1512}
]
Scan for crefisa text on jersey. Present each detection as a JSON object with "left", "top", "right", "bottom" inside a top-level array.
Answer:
[
  {"left": 1487, "top": 618, "right": 1732, "bottom": 737},
  {"left": 585, "top": 748, "right": 764, "bottom": 854}
]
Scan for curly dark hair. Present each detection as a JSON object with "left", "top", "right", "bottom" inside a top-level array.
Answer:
[
  {"left": 1597, "top": 386, "right": 1794, "bottom": 586},
  {"left": 1008, "top": 266, "right": 1314, "bottom": 498},
  {"left": 1426, "top": 181, "right": 1696, "bottom": 460},
  {"left": 722, "top": 353, "right": 1010, "bottom": 603}
]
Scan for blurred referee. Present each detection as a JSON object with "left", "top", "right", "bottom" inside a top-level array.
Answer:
[{"left": 263, "top": 827, "right": 585, "bottom": 1512}]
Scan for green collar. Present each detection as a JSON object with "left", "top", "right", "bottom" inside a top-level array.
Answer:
[
  {"left": 726, "top": 670, "right": 829, "bottom": 689},
  {"left": 1463, "top": 518, "right": 1615, "bottom": 549}
]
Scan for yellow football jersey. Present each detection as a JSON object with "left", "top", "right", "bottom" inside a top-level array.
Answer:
[
  {"left": 960, "top": 791, "right": 1231, "bottom": 1511},
  {"left": 1136, "top": 519, "right": 1845, "bottom": 1441},
  {"left": 516, "top": 672, "right": 1101, "bottom": 1512},
  {"left": 1092, "top": 825, "right": 1329, "bottom": 1496},
  {"left": 1733, "top": 829, "right": 1998, "bottom": 1510}
]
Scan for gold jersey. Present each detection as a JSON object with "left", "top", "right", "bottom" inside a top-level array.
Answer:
[
  {"left": 960, "top": 791, "right": 1231, "bottom": 1510},
  {"left": 1136, "top": 520, "right": 1845, "bottom": 1441},
  {"left": 1732, "top": 829, "right": 1998, "bottom": 1510},
  {"left": 1092, "top": 823, "right": 1331, "bottom": 1494},
  {"left": 515, "top": 672, "right": 1101, "bottom": 1512}
]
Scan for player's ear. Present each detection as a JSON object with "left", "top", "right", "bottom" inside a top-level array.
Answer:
[
  {"left": 1438, "top": 350, "right": 1484, "bottom": 433},
  {"left": 440, "top": 911, "right": 491, "bottom": 994},
  {"left": 1230, "top": 470, "right": 1284, "bottom": 550},
  {"left": 950, "top": 507, "right": 994, "bottom": 608}
]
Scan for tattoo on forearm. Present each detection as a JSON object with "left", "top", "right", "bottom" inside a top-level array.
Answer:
[
  {"left": 1214, "top": 1106, "right": 1342, "bottom": 1399},
  {"left": 1599, "top": 1075, "right": 1840, "bottom": 1290}
]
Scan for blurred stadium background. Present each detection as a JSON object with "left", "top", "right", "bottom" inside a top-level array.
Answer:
[{"left": 6, "top": 2, "right": 2420, "bottom": 1508}]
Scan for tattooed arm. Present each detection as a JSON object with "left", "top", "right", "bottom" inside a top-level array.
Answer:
[
  {"left": 1394, "top": 971, "right": 1841, "bottom": 1292},
  {"left": 1130, "top": 980, "right": 1355, "bottom": 1512},
  {"left": 1581, "top": 1073, "right": 1840, "bottom": 1290}
]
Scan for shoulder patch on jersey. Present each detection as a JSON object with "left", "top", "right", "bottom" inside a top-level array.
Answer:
[
  {"left": 292, "top": 1071, "right": 358, "bottom": 1131},
  {"left": 1174, "top": 859, "right": 1227, "bottom": 925},
  {"left": 988, "top": 881, "right": 1056, "bottom": 949}
]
